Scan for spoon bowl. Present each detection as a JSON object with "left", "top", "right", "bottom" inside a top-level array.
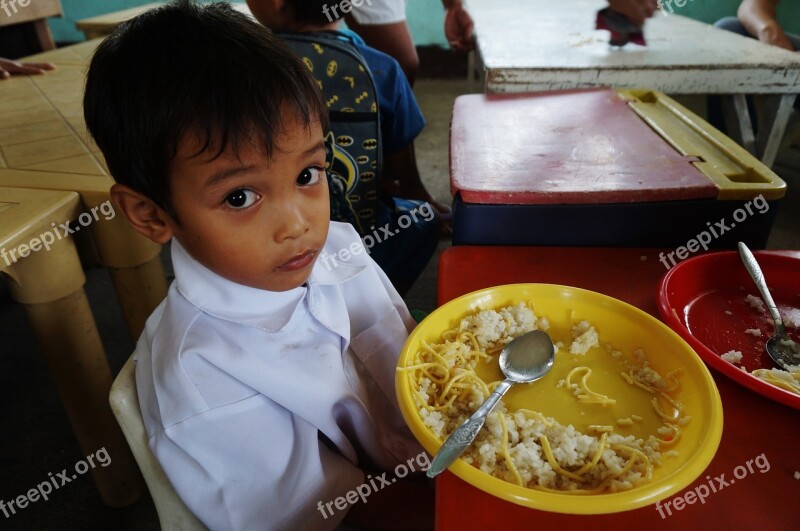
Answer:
[
  {"left": 766, "top": 336, "right": 800, "bottom": 369},
  {"left": 426, "top": 329, "right": 555, "bottom": 478},
  {"left": 738, "top": 242, "right": 800, "bottom": 369}
]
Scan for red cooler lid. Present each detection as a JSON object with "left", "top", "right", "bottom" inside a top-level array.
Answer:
[{"left": 450, "top": 90, "right": 717, "bottom": 205}]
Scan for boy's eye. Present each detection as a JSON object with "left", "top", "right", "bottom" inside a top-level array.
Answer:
[
  {"left": 224, "top": 189, "right": 259, "bottom": 209},
  {"left": 297, "top": 167, "right": 323, "bottom": 187}
]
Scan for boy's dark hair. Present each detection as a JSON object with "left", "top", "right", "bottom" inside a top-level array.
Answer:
[
  {"left": 84, "top": 0, "right": 328, "bottom": 217},
  {"left": 286, "top": 0, "right": 344, "bottom": 26}
]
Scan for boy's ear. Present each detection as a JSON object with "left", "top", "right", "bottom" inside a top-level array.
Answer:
[{"left": 110, "top": 183, "right": 175, "bottom": 244}]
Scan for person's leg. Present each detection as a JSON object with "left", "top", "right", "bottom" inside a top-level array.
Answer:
[
  {"left": 713, "top": 16, "right": 751, "bottom": 37},
  {"left": 345, "top": 17, "right": 419, "bottom": 85},
  {"left": 715, "top": 15, "right": 800, "bottom": 50},
  {"left": 785, "top": 31, "right": 800, "bottom": 51}
]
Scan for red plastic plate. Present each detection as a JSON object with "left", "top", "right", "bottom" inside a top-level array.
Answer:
[{"left": 658, "top": 251, "right": 800, "bottom": 409}]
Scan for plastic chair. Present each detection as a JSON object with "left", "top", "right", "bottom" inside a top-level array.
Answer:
[
  {"left": 0, "top": 0, "right": 62, "bottom": 52},
  {"left": 109, "top": 356, "right": 207, "bottom": 531}
]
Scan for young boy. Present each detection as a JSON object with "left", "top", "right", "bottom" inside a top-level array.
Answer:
[
  {"left": 247, "top": 0, "right": 450, "bottom": 294},
  {"left": 83, "top": 2, "right": 432, "bottom": 529}
]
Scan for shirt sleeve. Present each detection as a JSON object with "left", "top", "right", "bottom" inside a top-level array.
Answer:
[
  {"left": 356, "top": 44, "right": 426, "bottom": 153},
  {"left": 150, "top": 394, "right": 365, "bottom": 531}
]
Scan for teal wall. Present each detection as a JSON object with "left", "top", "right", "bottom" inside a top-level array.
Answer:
[
  {"left": 49, "top": 0, "right": 449, "bottom": 45},
  {"left": 667, "top": 0, "right": 799, "bottom": 33},
  {"left": 47, "top": 0, "right": 800, "bottom": 45}
]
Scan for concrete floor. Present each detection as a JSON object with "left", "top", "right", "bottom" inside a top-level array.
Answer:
[{"left": 0, "top": 78, "right": 798, "bottom": 530}]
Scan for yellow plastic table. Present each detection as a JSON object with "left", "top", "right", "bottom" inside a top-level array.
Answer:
[
  {"left": 75, "top": 2, "right": 252, "bottom": 39},
  {"left": 0, "top": 41, "right": 168, "bottom": 339},
  {"left": 0, "top": 187, "right": 142, "bottom": 507}
]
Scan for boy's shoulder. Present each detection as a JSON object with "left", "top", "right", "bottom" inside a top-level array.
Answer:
[{"left": 134, "top": 288, "right": 258, "bottom": 428}]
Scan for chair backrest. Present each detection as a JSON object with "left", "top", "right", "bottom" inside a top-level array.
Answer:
[
  {"left": 0, "top": 0, "right": 62, "bottom": 28},
  {"left": 0, "top": 0, "right": 62, "bottom": 52},
  {"left": 280, "top": 31, "right": 382, "bottom": 236},
  {"left": 109, "top": 356, "right": 207, "bottom": 531}
]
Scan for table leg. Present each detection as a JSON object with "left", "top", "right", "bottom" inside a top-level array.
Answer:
[
  {"left": 3, "top": 231, "right": 144, "bottom": 507},
  {"left": 756, "top": 94, "right": 795, "bottom": 168},
  {"left": 87, "top": 211, "right": 168, "bottom": 340},
  {"left": 723, "top": 94, "right": 756, "bottom": 155},
  {"left": 29, "top": 19, "right": 56, "bottom": 51},
  {"left": 23, "top": 293, "right": 144, "bottom": 507},
  {"left": 107, "top": 255, "right": 169, "bottom": 339}
]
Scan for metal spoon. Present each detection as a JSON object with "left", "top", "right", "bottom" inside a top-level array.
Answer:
[
  {"left": 738, "top": 242, "right": 800, "bottom": 369},
  {"left": 426, "top": 330, "right": 555, "bottom": 478}
]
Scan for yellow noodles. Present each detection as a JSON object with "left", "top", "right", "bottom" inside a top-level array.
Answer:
[
  {"left": 565, "top": 367, "right": 616, "bottom": 405},
  {"left": 752, "top": 366, "right": 800, "bottom": 395}
]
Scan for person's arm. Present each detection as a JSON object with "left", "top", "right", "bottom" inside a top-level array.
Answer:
[
  {"left": 384, "top": 145, "right": 424, "bottom": 204},
  {"left": 738, "top": 0, "right": 793, "bottom": 50},
  {"left": 384, "top": 144, "right": 452, "bottom": 236},
  {"left": 607, "top": 0, "right": 658, "bottom": 26},
  {"left": 0, "top": 57, "right": 55, "bottom": 80},
  {"left": 442, "top": 0, "right": 475, "bottom": 51}
]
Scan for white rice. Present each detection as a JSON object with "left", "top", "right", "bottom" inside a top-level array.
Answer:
[
  {"left": 782, "top": 308, "right": 800, "bottom": 329},
  {"left": 721, "top": 350, "right": 743, "bottom": 364},
  {"left": 745, "top": 295, "right": 766, "bottom": 313},
  {"left": 570, "top": 320, "right": 599, "bottom": 355}
]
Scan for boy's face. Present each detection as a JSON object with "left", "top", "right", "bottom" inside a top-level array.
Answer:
[{"left": 167, "top": 114, "right": 330, "bottom": 292}]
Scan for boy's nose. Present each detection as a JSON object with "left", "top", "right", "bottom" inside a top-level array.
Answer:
[{"left": 273, "top": 201, "right": 309, "bottom": 242}]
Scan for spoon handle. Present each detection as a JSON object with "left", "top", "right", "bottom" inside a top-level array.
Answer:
[
  {"left": 426, "top": 379, "right": 514, "bottom": 478},
  {"left": 738, "top": 242, "right": 785, "bottom": 335}
]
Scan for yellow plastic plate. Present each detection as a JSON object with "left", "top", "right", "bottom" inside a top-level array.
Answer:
[{"left": 396, "top": 284, "right": 722, "bottom": 514}]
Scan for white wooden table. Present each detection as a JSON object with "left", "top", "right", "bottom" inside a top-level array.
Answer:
[{"left": 468, "top": 0, "right": 800, "bottom": 168}]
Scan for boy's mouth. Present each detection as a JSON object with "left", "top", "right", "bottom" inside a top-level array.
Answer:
[{"left": 277, "top": 250, "right": 318, "bottom": 272}]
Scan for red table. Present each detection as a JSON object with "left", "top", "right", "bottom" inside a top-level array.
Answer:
[{"left": 436, "top": 246, "right": 800, "bottom": 531}]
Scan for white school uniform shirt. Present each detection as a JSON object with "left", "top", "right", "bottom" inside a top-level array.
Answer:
[{"left": 134, "top": 221, "right": 423, "bottom": 531}]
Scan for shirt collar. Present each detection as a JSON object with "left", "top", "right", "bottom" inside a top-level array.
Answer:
[{"left": 171, "top": 238, "right": 364, "bottom": 332}]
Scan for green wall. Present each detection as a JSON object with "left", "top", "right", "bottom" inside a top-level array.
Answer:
[
  {"left": 47, "top": 0, "right": 800, "bottom": 46},
  {"left": 666, "top": 0, "right": 799, "bottom": 33},
  {"left": 48, "top": 0, "right": 450, "bottom": 45}
]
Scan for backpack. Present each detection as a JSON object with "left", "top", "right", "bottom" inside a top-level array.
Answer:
[{"left": 279, "top": 31, "right": 383, "bottom": 236}]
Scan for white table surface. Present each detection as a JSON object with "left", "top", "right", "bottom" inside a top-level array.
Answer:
[
  {"left": 469, "top": 0, "right": 800, "bottom": 94},
  {"left": 467, "top": 0, "right": 799, "bottom": 166}
]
